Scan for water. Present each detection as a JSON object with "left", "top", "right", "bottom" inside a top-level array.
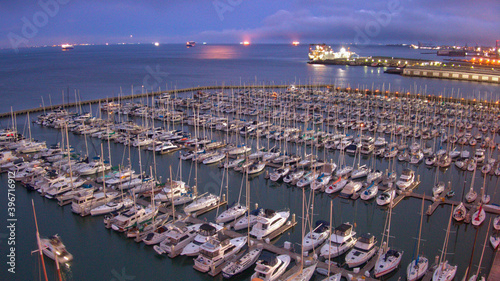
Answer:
[
  {"left": 0, "top": 44, "right": 498, "bottom": 114},
  {"left": 1, "top": 44, "right": 499, "bottom": 280}
]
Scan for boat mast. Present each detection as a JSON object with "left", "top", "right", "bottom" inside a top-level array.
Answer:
[{"left": 31, "top": 200, "right": 49, "bottom": 281}]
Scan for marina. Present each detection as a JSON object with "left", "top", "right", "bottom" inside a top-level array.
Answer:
[{"left": 1, "top": 83, "right": 500, "bottom": 281}]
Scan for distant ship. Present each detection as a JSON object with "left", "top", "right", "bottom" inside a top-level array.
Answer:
[
  {"left": 186, "top": 41, "right": 196, "bottom": 48},
  {"left": 61, "top": 44, "right": 74, "bottom": 50}
]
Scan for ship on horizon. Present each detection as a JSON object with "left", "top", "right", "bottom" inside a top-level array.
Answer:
[
  {"left": 186, "top": 41, "right": 196, "bottom": 47},
  {"left": 61, "top": 44, "right": 74, "bottom": 50}
]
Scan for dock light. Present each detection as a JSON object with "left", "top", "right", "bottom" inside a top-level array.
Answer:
[
  {"left": 385, "top": 91, "right": 389, "bottom": 93},
  {"left": 473, "top": 99, "right": 476, "bottom": 101},
  {"left": 395, "top": 92, "right": 399, "bottom": 94}
]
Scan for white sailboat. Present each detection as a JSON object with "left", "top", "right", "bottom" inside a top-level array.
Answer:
[{"left": 407, "top": 196, "right": 429, "bottom": 281}]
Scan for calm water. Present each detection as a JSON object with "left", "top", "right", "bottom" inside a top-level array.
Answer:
[
  {"left": 0, "top": 44, "right": 499, "bottom": 113},
  {"left": 1, "top": 110, "right": 499, "bottom": 281},
  {"left": 0, "top": 44, "right": 499, "bottom": 281}
]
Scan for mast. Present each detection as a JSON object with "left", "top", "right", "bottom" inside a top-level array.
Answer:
[{"left": 31, "top": 200, "right": 49, "bottom": 281}]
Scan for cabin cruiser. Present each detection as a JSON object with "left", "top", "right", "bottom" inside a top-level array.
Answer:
[
  {"left": 153, "top": 222, "right": 200, "bottom": 255},
  {"left": 395, "top": 168, "right": 415, "bottom": 190},
  {"left": 320, "top": 223, "right": 357, "bottom": 258},
  {"left": 181, "top": 223, "right": 223, "bottom": 256},
  {"left": 345, "top": 233, "right": 377, "bottom": 268},
  {"left": 251, "top": 254, "right": 290, "bottom": 281},
  {"left": 193, "top": 234, "right": 247, "bottom": 272},
  {"left": 40, "top": 234, "right": 73, "bottom": 263},
  {"left": 249, "top": 209, "right": 289, "bottom": 240}
]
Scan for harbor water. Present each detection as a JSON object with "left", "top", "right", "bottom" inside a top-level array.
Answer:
[{"left": 0, "top": 44, "right": 500, "bottom": 281}]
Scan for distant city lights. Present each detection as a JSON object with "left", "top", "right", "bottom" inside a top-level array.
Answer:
[
  {"left": 154, "top": 42, "right": 160, "bottom": 46},
  {"left": 292, "top": 41, "right": 300, "bottom": 46}
]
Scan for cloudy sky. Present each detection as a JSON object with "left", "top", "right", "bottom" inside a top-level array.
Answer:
[{"left": 0, "top": 0, "right": 498, "bottom": 49}]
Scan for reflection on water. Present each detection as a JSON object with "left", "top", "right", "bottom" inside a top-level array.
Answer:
[{"left": 195, "top": 45, "right": 240, "bottom": 60}]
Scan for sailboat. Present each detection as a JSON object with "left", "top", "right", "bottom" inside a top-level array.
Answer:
[
  {"left": 471, "top": 204, "right": 485, "bottom": 226},
  {"left": 467, "top": 219, "right": 490, "bottom": 281},
  {"left": 432, "top": 207, "right": 457, "bottom": 281},
  {"left": 453, "top": 202, "right": 467, "bottom": 222},
  {"left": 373, "top": 198, "right": 404, "bottom": 278},
  {"left": 407, "top": 196, "right": 429, "bottom": 281}
]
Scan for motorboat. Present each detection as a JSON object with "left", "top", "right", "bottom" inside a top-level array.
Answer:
[
  {"left": 40, "top": 234, "right": 73, "bottom": 263},
  {"left": 249, "top": 209, "right": 289, "bottom": 240},
  {"left": 320, "top": 223, "right": 357, "bottom": 258},
  {"left": 251, "top": 254, "right": 290, "bottom": 281},
  {"left": 153, "top": 222, "right": 200, "bottom": 255},
  {"left": 345, "top": 233, "right": 377, "bottom": 268},
  {"left": 181, "top": 223, "right": 223, "bottom": 256},
  {"left": 395, "top": 168, "right": 415, "bottom": 190},
  {"left": 194, "top": 234, "right": 247, "bottom": 273}
]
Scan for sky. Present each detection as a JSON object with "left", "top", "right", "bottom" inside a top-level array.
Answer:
[{"left": 0, "top": 0, "right": 498, "bottom": 49}]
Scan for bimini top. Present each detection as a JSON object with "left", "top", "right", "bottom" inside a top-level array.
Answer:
[
  {"left": 199, "top": 223, "right": 217, "bottom": 236},
  {"left": 333, "top": 223, "right": 353, "bottom": 237}
]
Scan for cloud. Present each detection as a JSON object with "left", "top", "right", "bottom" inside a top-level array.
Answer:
[{"left": 0, "top": 0, "right": 498, "bottom": 48}]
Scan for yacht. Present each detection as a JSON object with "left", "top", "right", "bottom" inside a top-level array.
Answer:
[
  {"left": 249, "top": 209, "right": 289, "bottom": 240},
  {"left": 71, "top": 191, "right": 119, "bottom": 215},
  {"left": 345, "top": 233, "right": 377, "bottom": 268},
  {"left": 153, "top": 222, "right": 200, "bottom": 255},
  {"left": 395, "top": 168, "right": 415, "bottom": 190},
  {"left": 193, "top": 235, "right": 247, "bottom": 272},
  {"left": 432, "top": 181, "right": 445, "bottom": 198},
  {"left": 320, "top": 223, "right": 357, "bottom": 258},
  {"left": 181, "top": 223, "right": 223, "bottom": 256},
  {"left": 251, "top": 254, "right": 291, "bottom": 281},
  {"left": 40, "top": 234, "right": 73, "bottom": 263}
]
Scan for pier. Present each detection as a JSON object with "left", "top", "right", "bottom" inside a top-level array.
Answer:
[{"left": 403, "top": 66, "right": 500, "bottom": 84}]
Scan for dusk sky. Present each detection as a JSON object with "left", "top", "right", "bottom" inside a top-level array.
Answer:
[{"left": 1, "top": 0, "right": 498, "bottom": 49}]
